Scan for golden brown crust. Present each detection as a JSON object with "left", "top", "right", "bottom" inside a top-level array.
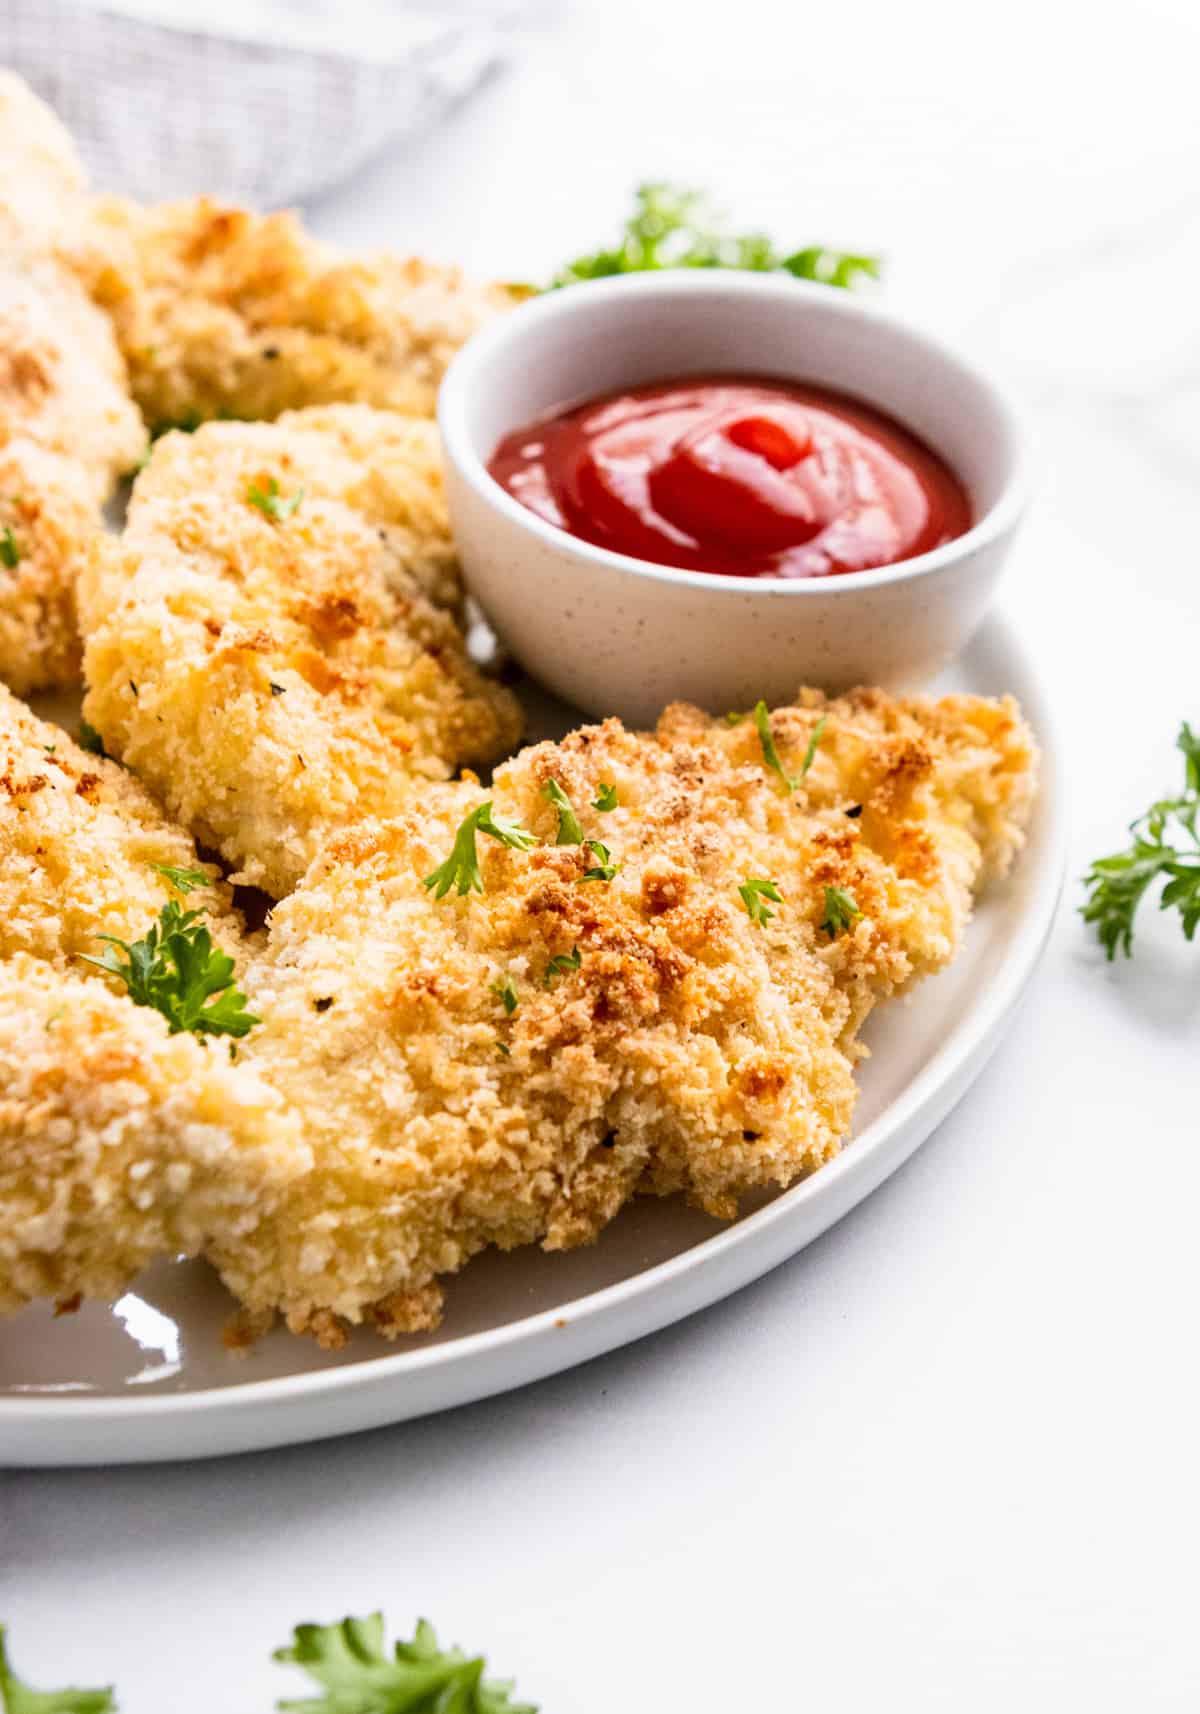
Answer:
[
  {"left": 79, "top": 408, "right": 522, "bottom": 895},
  {"left": 84, "top": 194, "right": 522, "bottom": 427},
  {"left": 0, "top": 681, "right": 1037, "bottom": 1335},
  {"left": 0, "top": 77, "right": 145, "bottom": 694},
  {"left": 213, "top": 689, "right": 1037, "bottom": 1337}
]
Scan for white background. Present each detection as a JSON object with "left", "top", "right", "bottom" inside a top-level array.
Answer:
[{"left": 5, "top": 0, "right": 1200, "bottom": 1706}]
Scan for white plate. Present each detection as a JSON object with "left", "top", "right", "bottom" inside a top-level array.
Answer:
[{"left": 0, "top": 612, "right": 1065, "bottom": 1465}]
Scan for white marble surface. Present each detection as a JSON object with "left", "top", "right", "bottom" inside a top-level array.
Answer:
[{"left": 4, "top": 0, "right": 1200, "bottom": 1705}]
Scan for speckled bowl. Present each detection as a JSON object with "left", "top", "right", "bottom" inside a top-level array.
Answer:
[{"left": 438, "top": 271, "right": 1026, "bottom": 725}]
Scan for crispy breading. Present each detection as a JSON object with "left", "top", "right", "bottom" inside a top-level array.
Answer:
[
  {"left": 0, "top": 686, "right": 307, "bottom": 1316},
  {"left": 84, "top": 195, "right": 521, "bottom": 428},
  {"left": 0, "top": 683, "right": 1035, "bottom": 1335},
  {"left": 79, "top": 408, "right": 522, "bottom": 895},
  {"left": 218, "top": 689, "right": 1036, "bottom": 1341},
  {"left": 0, "top": 955, "right": 308, "bottom": 1316},
  {"left": 0, "top": 70, "right": 89, "bottom": 257},
  {"left": 0, "top": 77, "right": 145, "bottom": 694},
  {"left": 0, "top": 680, "right": 240, "bottom": 966}
]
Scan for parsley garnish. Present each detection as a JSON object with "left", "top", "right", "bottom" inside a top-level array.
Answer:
[
  {"left": 82, "top": 900, "right": 259, "bottom": 1039},
  {"left": 76, "top": 720, "right": 107, "bottom": 758},
  {"left": 492, "top": 973, "right": 519, "bottom": 1014},
  {"left": 544, "top": 947, "right": 582, "bottom": 985},
  {"left": 753, "top": 702, "right": 825, "bottom": 794},
  {"left": 821, "top": 885, "right": 863, "bottom": 938},
  {"left": 274, "top": 1614, "right": 536, "bottom": 1714},
  {"left": 150, "top": 862, "right": 210, "bottom": 896},
  {"left": 0, "top": 527, "right": 21, "bottom": 571},
  {"left": 0, "top": 1623, "right": 114, "bottom": 1714},
  {"left": 542, "top": 777, "right": 584, "bottom": 844},
  {"left": 581, "top": 839, "right": 619, "bottom": 882},
  {"left": 754, "top": 701, "right": 798, "bottom": 793},
  {"left": 552, "top": 182, "right": 880, "bottom": 292},
  {"left": 495, "top": 1039, "right": 511, "bottom": 1057},
  {"left": 246, "top": 476, "right": 304, "bottom": 522},
  {"left": 592, "top": 782, "right": 619, "bottom": 812},
  {"left": 723, "top": 711, "right": 745, "bottom": 727},
  {"left": 799, "top": 714, "right": 828, "bottom": 780},
  {"left": 1081, "top": 722, "right": 1200, "bottom": 959},
  {"left": 0, "top": 1615, "right": 533, "bottom": 1714},
  {"left": 739, "top": 876, "right": 783, "bottom": 927},
  {"left": 423, "top": 803, "right": 537, "bottom": 899}
]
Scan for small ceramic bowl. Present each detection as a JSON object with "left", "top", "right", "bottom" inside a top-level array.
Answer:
[{"left": 438, "top": 271, "right": 1026, "bottom": 726}]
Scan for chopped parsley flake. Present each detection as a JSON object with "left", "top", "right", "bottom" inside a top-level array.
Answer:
[
  {"left": 492, "top": 973, "right": 519, "bottom": 1015},
  {"left": 542, "top": 777, "right": 584, "bottom": 845},
  {"left": 150, "top": 862, "right": 210, "bottom": 897},
  {"left": 739, "top": 876, "right": 783, "bottom": 927},
  {"left": 544, "top": 947, "right": 582, "bottom": 985},
  {"left": 246, "top": 476, "right": 304, "bottom": 523},
  {"left": 581, "top": 839, "right": 619, "bottom": 882},
  {"left": 77, "top": 719, "right": 107, "bottom": 758},
  {"left": 592, "top": 782, "right": 619, "bottom": 811},
  {"left": 423, "top": 802, "right": 536, "bottom": 899},
  {"left": 821, "top": 885, "right": 863, "bottom": 938},
  {"left": 0, "top": 526, "right": 21, "bottom": 570},
  {"left": 799, "top": 714, "right": 828, "bottom": 780},
  {"left": 754, "top": 702, "right": 825, "bottom": 794}
]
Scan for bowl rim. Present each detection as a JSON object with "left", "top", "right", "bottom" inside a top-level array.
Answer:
[{"left": 438, "top": 269, "right": 1029, "bottom": 597}]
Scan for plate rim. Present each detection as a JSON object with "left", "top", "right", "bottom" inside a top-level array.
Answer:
[{"left": 0, "top": 609, "right": 1066, "bottom": 1460}]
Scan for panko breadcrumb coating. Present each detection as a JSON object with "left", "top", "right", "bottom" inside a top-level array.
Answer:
[
  {"left": 0, "top": 686, "right": 306, "bottom": 1316},
  {"left": 0, "top": 681, "right": 240, "bottom": 968},
  {"left": 79, "top": 408, "right": 522, "bottom": 895},
  {"left": 0, "top": 956, "right": 307, "bottom": 1316},
  {"left": 85, "top": 194, "right": 522, "bottom": 428},
  {"left": 0, "top": 77, "right": 145, "bottom": 694},
  {"left": 221, "top": 688, "right": 1037, "bottom": 1341},
  {"left": 0, "top": 70, "right": 89, "bottom": 257},
  {"left": 0, "top": 683, "right": 1035, "bottom": 1336}
]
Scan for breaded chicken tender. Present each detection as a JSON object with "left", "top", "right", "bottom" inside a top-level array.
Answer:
[
  {"left": 79, "top": 408, "right": 522, "bottom": 894},
  {"left": 220, "top": 688, "right": 1036, "bottom": 1341},
  {"left": 85, "top": 195, "right": 521, "bottom": 429},
  {"left": 0, "top": 685, "right": 307, "bottom": 1315},
  {"left": 0, "top": 683, "right": 1035, "bottom": 1336},
  {"left": 0, "top": 77, "right": 144, "bottom": 693}
]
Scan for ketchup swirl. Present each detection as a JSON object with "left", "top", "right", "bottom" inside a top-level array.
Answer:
[{"left": 488, "top": 374, "right": 971, "bottom": 579}]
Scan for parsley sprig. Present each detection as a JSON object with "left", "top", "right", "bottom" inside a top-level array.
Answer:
[
  {"left": 754, "top": 703, "right": 824, "bottom": 794},
  {"left": 541, "top": 780, "right": 620, "bottom": 880},
  {"left": 544, "top": 947, "right": 582, "bottom": 985},
  {"left": 247, "top": 476, "right": 304, "bottom": 522},
  {"left": 0, "top": 1615, "right": 534, "bottom": 1714},
  {"left": 552, "top": 182, "right": 880, "bottom": 291},
  {"left": 821, "top": 885, "right": 863, "bottom": 938},
  {"left": 0, "top": 1624, "right": 114, "bottom": 1714},
  {"left": 542, "top": 777, "right": 584, "bottom": 844},
  {"left": 592, "top": 783, "right": 618, "bottom": 811},
  {"left": 82, "top": 870, "right": 259, "bottom": 1040},
  {"left": 739, "top": 876, "right": 783, "bottom": 927},
  {"left": 276, "top": 1614, "right": 535, "bottom": 1714},
  {"left": 423, "top": 803, "right": 537, "bottom": 899},
  {"left": 1081, "top": 722, "right": 1200, "bottom": 959}
]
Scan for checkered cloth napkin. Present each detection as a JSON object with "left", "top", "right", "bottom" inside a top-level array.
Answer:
[{"left": 2, "top": 0, "right": 542, "bottom": 206}]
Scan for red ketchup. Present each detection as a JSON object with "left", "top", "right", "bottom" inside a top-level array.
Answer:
[{"left": 487, "top": 375, "right": 971, "bottom": 579}]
